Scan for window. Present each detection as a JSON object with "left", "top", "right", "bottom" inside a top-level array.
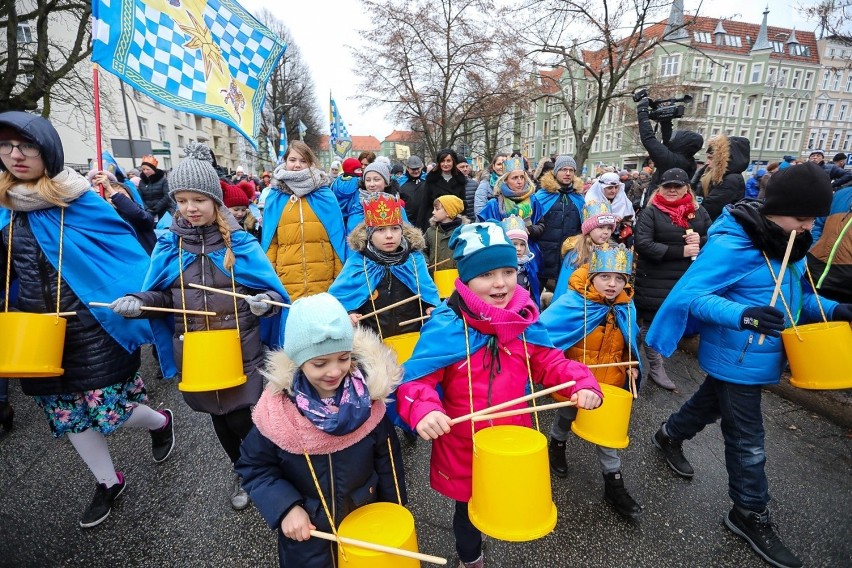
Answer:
[
  {"left": 807, "top": 130, "right": 816, "bottom": 150},
  {"left": 543, "top": 120, "right": 549, "bottom": 136},
  {"left": 659, "top": 55, "right": 680, "bottom": 77},
  {"left": 729, "top": 96, "right": 740, "bottom": 116},
  {"left": 604, "top": 133, "right": 611, "bottom": 151},
  {"left": 157, "top": 124, "right": 166, "bottom": 141},
  {"left": 17, "top": 22, "right": 34, "bottom": 43},
  {"left": 844, "top": 132, "right": 852, "bottom": 150},
  {"left": 744, "top": 97, "right": 754, "bottom": 118},
  {"left": 803, "top": 71, "right": 814, "bottom": 90},
  {"left": 778, "top": 68, "right": 788, "bottom": 87},
  {"left": 772, "top": 41, "right": 785, "bottom": 53},
  {"left": 830, "top": 131, "right": 841, "bottom": 150},
  {"left": 691, "top": 58, "right": 703, "bottom": 80},
  {"left": 791, "top": 70, "right": 801, "bottom": 89},
  {"left": 767, "top": 66, "right": 776, "bottom": 85},
  {"left": 821, "top": 70, "right": 831, "bottom": 90},
  {"left": 791, "top": 132, "right": 801, "bottom": 150},
  {"left": 750, "top": 63, "right": 763, "bottom": 84},
  {"left": 740, "top": 129, "right": 749, "bottom": 138},
  {"left": 720, "top": 63, "right": 731, "bottom": 82},
  {"left": 161, "top": 156, "right": 172, "bottom": 171},
  {"left": 839, "top": 103, "right": 848, "bottom": 122},
  {"left": 760, "top": 98, "right": 769, "bottom": 119},
  {"left": 177, "top": 135, "right": 185, "bottom": 147},
  {"left": 766, "top": 131, "right": 776, "bottom": 151},
  {"left": 814, "top": 102, "right": 824, "bottom": 120},
  {"left": 785, "top": 101, "right": 794, "bottom": 120},
  {"left": 716, "top": 94, "right": 727, "bottom": 115},
  {"left": 790, "top": 44, "right": 809, "bottom": 57},
  {"left": 723, "top": 35, "right": 742, "bottom": 47},
  {"left": 797, "top": 102, "right": 807, "bottom": 121},
  {"left": 615, "top": 132, "right": 622, "bottom": 150},
  {"left": 640, "top": 63, "right": 650, "bottom": 79},
  {"left": 754, "top": 130, "right": 763, "bottom": 150},
  {"left": 825, "top": 103, "right": 835, "bottom": 120},
  {"left": 694, "top": 31, "right": 712, "bottom": 43},
  {"left": 817, "top": 130, "right": 828, "bottom": 149},
  {"left": 592, "top": 138, "right": 600, "bottom": 152},
  {"left": 831, "top": 72, "right": 842, "bottom": 91},
  {"left": 779, "top": 131, "right": 788, "bottom": 150},
  {"left": 712, "top": 127, "right": 721, "bottom": 136},
  {"left": 173, "top": 109, "right": 181, "bottom": 119},
  {"left": 735, "top": 63, "right": 746, "bottom": 83},
  {"left": 772, "top": 100, "right": 782, "bottom": 119},
  {"left": 184, "top": 113, "right": 192, "bottom": 127},
  {"left": 706, "top": 60, "right": 716, "bottom": 81}
]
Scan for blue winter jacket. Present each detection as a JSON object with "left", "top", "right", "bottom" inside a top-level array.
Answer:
[{"left": 647, "top": 207, "right": 837, "bottom": 385}]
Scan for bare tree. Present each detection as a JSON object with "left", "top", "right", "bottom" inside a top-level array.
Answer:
[
  {"left": 353, "top": 0, "right": 533, "bottom": 161},
  {"left": 0, "top": 0, "right": 93, "bottom": 114},
  {"left": 517, "top": 0, "right": 694, "bottom": 170},
  {"left": 799, "top": 0, "right": 852, "bottom": 40},
  {"left": 255, "top": 10, "right": 324, "bottom": 157}
]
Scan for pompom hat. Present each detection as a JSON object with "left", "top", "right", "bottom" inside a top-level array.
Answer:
[{"left": 168, "top": 142, "right": 223, "bottom": 205}]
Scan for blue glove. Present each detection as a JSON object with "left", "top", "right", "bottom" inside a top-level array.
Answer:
[
  {"left": 246, "top": 293, "right": 272, "bottom": 316},
  {"left": 832, "top": 304, "right": 852, "bottom": 321},
  {"left": 110, "top": 296, "right": 143, "bottom": 318},
  {"left": 740, "top": 306, "right": 785, "bottom": 337}
]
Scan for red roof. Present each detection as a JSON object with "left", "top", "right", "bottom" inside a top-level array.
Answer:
[
  {"left": 538, "top": 68, "right": 564, "bottom": 95},
  {"left": 384, "top": 130, "right": 418, "bottom": 143},
  {"left": 316, "top": 135, "right": 330, "bottom": 151},
  {"left": 351, "top": 135, "right": 382, "bottom": 152}
]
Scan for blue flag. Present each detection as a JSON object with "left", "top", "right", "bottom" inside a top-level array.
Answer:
[
  {"left": 298, "top": 119, "right": 307, "bottom": 141},
  {"left": 329, "top": 94, "right": 351, "bottom": 158},
  {"left": 92, "top": 0, "right": 286, "bottom": 148},
  {"left": 278, "top": 114, "right": 288, "bottom": 159}
]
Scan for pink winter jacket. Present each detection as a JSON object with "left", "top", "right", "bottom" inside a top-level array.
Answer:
[{"left": 397, "top": 337, "right": 601, "bottom": 502}]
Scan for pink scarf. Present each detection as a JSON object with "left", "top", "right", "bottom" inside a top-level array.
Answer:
[{"left": 454, "top": 281, "right": 539, "bottom": 343}]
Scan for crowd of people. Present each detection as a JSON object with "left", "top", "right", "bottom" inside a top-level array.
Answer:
[{"left": 2, "top": 108, "right": 851, "bottom": 568}]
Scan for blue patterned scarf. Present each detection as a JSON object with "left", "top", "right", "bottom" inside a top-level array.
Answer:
[{"left": 291, "top": 368, "right": 372, "bottom": 435}]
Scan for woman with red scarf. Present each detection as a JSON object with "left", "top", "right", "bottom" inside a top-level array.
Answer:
[{"left": 634, "top": 168, "right": 711, "bottom": 390}]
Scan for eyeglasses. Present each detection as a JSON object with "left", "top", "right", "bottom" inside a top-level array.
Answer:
[{"left": 0, "top": 141, "right": 41, "bottom": 158}]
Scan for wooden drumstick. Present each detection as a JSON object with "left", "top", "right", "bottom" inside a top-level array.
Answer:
[
  {"left": 428, "top": 258, "right": 452, "bottom": 270},
  {"left": 188, "top": 282, "right": 291, "bottom": 308},
  {"left": 89, "top": 302, "right": 216, "bottom": 317},
  {"left": 398, "top": 314, "right": 430, "bottom": 326},
  {"left": 758, "top": 230, "right": 797, "bottom": 345},
  {"left": 309, "top": 530, "right": 447, "bottom": 565},
  {"left": 357, "top": 294, "right": 422, "bottom": 319},
  {"left": 468, "top": 400, "right": 577, "bottom": 422},
  {"left": 451, "top": 380, "right": 577, "bottom": 425}
]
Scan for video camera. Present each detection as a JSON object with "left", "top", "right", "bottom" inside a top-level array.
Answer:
[{"left": 633, "top": 88, "right": 693, "bottom": 121}]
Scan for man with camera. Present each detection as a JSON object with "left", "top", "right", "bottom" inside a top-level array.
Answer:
[{"left": 635, "top": 90, "right": 704, "bottom": 206}]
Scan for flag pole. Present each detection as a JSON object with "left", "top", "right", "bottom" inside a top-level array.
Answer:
[{"left": 92, "top": 64, "right": 105, "bottom": 197}]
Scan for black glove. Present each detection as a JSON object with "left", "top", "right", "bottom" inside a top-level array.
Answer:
[
  {"left": 832, "top": 304, "right": 852, "bottom": 322},
  {"left": 636, "top": 98, "right": 651, "bottom": 115},
  {"left": 740, "top": 306, "right": 785, "bottom": 337}
]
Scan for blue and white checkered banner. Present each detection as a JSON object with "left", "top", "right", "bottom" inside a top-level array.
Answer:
[
  {"left": 92, "top": 0, "right": 286, "bottom": 149},
  {"left": 278, "top": 114, "right": 287, "bottom": 159},
  {"left": 329, "top": 94, "right": 351, "bottom": 158}
]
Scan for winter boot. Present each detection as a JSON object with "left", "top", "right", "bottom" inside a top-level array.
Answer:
[
  {"left": 645, "top": 345, "right": 676, "bottom": 390},
  {"left": 652, "top": 423, "right": 694, "bottom": 478},
  {"left": 0, "top": 401, "right": 13, "bottom": 431},
  {"left": 230, "top": 474, "right": 250, "bottom": 510},
  {"left": 603, "top": 471, "right": 643, "bottom": 519},
  {"left": 724, "top": 506, "right": 803, "bottom": 568},
  {"left": 548, "top": 438, "right": 568, "bottom": 478}
]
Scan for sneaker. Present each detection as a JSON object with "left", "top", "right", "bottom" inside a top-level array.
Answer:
[
  {"left": 724, "top": 507, "right": 803, "bottom": 568},
  {"left": 150, "top": 409, "right": 175, "bottom": 463},
  {"left": 603, "top": 472, "right": 643, "bottom": 519},
  {"left": 458, "top": 554, "right": 484, "bottom": 568},
  {"left": 652, "top": 424, "right": 694, "bottom": 478},
  {"left": 79, "top": 472, "right": 126, "bottom": 528},
  {"left": 548, "top": 438, "right": 568, "bottom": 478},
  {"left": 230, "top": 475, "right": 250, "bottom": 511}
]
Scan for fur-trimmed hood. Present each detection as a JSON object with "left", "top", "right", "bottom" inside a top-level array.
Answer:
[
  {"left": 539, "top": 170, "right": 585, "bottom": 194},
  {"left": 347, "top": 221, "right": 426, "bottom": 252},
  {"left": 705, "top": 134, "right": 750, "bottom": 185}
]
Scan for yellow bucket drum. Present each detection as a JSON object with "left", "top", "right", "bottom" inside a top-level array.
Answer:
[
  {"left": 783, "top": 322, "right": 852, "bottom": 390},
  {"left": 468, "top": 425, "right": 557, "bottom": 542},
  {"left": 433, "top": 269, "right": 459, "bottom": 299},
  {"left": 0, "top": 312, "right": 66, "bottom": 377},
  {"left": 337, "top": 502, "right": 419, "bottom": 568},
  {"left": 179, "top": 329, "right": 247, "bottom": 392},
  {"left": 383, "top": 332, "right": 419, "bottom": 365},
  {"left": 571, "top": 383, "right": 633, "bottom": 449}
]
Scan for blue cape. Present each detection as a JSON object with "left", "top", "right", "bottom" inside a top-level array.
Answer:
[
  {"left": 477, "top": 195, "right": 544, "bottom": 276},
  {"left": 401, "top": 302, "right": 554, "bottom": 382},
  {"left": 0, "top": 191, "right": 157, "bottom": 353},
  {"left": 143, "top": 228, "right": 291, "bottom": 362},
  {"left": 328, "top": 250, "right": 440, "bottom": 311},
  {"left": 534, "top": 189, "right": 585, "bottom": 221},
  {"left": 260, "top": 187, "right": 348, "bottom": 263},
  {"left": 539, "top": 288, "right": 642, "bottom": 383}
]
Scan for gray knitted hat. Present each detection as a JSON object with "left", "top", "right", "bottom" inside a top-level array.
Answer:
[
  {"left": 553, "top": 155, "right": 577, "bottom": 173},
  {"left": 168, "top": 142, "right": 223, "bottom": 205},
  {"left": 363, "top": 162, "right": 390, "bottom": 185}
]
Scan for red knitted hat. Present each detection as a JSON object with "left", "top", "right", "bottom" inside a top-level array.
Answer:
[
  {"left": 222, "top": 180, "right": 249, "bottom": 207},
  {"left": 342, "top": 157, "right": 363, "bottom": 176}
]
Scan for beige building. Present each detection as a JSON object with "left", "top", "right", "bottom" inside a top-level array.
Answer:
[{"left": 806, "top": 36, "right": 852, "bottom": 158}]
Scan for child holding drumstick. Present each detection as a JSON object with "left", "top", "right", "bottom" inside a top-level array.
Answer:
[
  {"left": 539, "top": 243, "right": 643, "bottom": 519},
  {"left": 397, "top": 222, "right": 602, "bottom": 568}
]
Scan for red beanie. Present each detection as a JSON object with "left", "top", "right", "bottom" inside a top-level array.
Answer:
[
  {"left": 222, "top": 181, "right": 249, "bottom": 208},
  {"left": 342, "top": 157, "right": 362, "bottom": 176},
  {"left": 237, "top": 180, "right": 256, "bottom": 201}
]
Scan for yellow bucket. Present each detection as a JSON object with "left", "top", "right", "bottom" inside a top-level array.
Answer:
[
  {"left": 179, "top": 329, "right": 247, "bottom": 392},
  {"left": 468, "top": 425, "right": 557, "bottom": 542},
  {"left": 433, "top": 269, "right": 458, "bottom": 299},
  {"left": 337, "top": 502, "right": 419, "bottom": 568},
  {"left": 571, "top": 383, "right": 633, "bottom": 449},
  {"left": 0, "top": 312, "right": 66, "bottom": 377},
  {"left": 383, "top": 332, "right": 419, "bottom": 365},
  {"left": 784, "top": 322, "right": 852, "bottom": 390}
]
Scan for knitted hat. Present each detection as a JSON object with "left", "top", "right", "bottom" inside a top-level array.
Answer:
[
  {"left": 501, "top": 215, "right": 528, "bottom": 242},
  {"left": 436, "top": 195, "right": 464, "bottom": 219},
  {"left": 363, "top": 162, "right": 390, "bottom": 185},
  {"left": 168, "top": 142, "right": 223, "bottom": 205},
  {"left": 760, "top": 162, "right": 832, "bottom": 218},
  {"left": 283, "top": 293, "right": 354, "bottom": 367},
  {"left": 553, "top": 155, "right": 577, "bottom": 174},
  {"left": 140, "top": 155, "right": 158, "bottom": 169},
  {"left": 449, "top": 222, "right": 518, "bottom": 283},
  {"left": 86, "top": 169, "right": 118, "bottom": 185},
  {"left": 342, "top": 157, "right": 362, "bottom": 176},
  {"left": 581, "top": 200, "right": 616, "bottom": 235},
  {"left": 222, "top": 181, "right": 249, "bottom": 208}
]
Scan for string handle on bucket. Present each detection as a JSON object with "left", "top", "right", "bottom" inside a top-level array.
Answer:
[
  {"left": 303, "top": 451, "right": 348, "bottom": 562},
  {"left": 521, "top": 333, "right": 540, "bottom": 432},
  {"left": 3, "top": 211, "right": 12, "bottom": 313},
  {"left": 762, "top": 254, "right": 802, "bottom": 342},
  {"left": 386, "top": 436, "right": 403, "bottom": 506},
  {"left": 804, "top": 264, "right": 829, "bottom": 327},
  {"left": 178, "top": 237, "right": 240, "bottom": 335}
]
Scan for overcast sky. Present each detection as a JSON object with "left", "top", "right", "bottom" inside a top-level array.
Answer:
[{"left": 240, "top": 0, "right": 816, "bottom": 140}]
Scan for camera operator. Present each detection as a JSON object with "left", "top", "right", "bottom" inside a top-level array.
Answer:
[{"left": 636, "top": 93, "right": 703, "bottom": 207}]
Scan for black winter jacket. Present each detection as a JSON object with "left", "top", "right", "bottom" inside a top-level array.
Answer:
[
  {"left": 531, "top": 172, "right": 583, "bottom": 281},
  {"left": 463, "top": 175, "right": 478, "bottom": 218},
  {"left": 417, "top": 171, "right": 468, "bottom": 231},
  {"left": 398, "top": 176, "right": 427, "bottom": 228},
  {"left": 138, "top": 169, "right": 171, "bottom": 217},
  {"left": 633, "top": 202, "right": 711, "bottom": 320},
  {"left": 694, "top": 136, "right": 750, "bottom": 221},
  {"left": 638, "top": 112, "right": 703, "bottom": 189},
  {"left": 1, "top": 214, "right": 140, "bottom": 395}
]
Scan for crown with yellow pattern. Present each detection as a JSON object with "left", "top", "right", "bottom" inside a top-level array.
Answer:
[
  {"left": 589, "top": 242, "right": 633, "bottom": 275},
  {"left": 502, "top": 157, "right": 525, "bottom": 173},
  {"left": 582, "top": 200, "right": 617, "bottom": 235},
  {"left": 500, "top": 214, "right": 528, "bottom": 241},
  {"left": 362, "top": 192, "right": 404, "bottom": 227}
]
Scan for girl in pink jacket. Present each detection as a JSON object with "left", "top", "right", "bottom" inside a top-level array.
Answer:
[{"left": 397, "top": 222, "right": 603, "bottom": 568}]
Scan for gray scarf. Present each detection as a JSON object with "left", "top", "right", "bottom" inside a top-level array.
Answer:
[
  {"left": 272, "top": 165, "right": 329, "bottom": 197},
  {"left": 2, "top": 167, "right": 92, "bottom": 212}
]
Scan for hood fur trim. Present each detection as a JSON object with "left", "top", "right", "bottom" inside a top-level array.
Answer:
[
  {"left": 706, "top": 134, "right": 730, "bottom": 186},
  {"left": 261, "top": 326, "right": 402, "bottom": 402},
  {"left": 347, "top": 222, "right": 426, "bottom": 253}
]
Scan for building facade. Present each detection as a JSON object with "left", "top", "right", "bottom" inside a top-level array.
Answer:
[{"left": 806, "top": 36, "right": 852, "bottom": 159}]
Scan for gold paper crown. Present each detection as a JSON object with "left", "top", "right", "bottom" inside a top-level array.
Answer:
[
  {"left": 582, "top": 200, "right": 612, "bottom": 222},
  {"left": 589, "top": 242, "right": 633, "bottom": 275},
  {"left": 362, "top": 192, "right": 404, "bottom": 227}
]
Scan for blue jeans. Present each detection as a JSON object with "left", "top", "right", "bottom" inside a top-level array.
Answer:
[{"left": 666, "top": 375, "right": 768, "bottom": 511}]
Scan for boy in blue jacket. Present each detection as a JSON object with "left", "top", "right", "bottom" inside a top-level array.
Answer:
[{"left": 647, "top": 163, "right": 852, "bottom": 568}]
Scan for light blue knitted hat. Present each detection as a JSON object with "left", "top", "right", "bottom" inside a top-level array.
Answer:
[{"left": 283, "top": 293, "right": 354, "bottom": 366}]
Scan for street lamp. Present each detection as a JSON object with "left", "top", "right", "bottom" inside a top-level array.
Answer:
[{"left": 756, "top": 32, "right": 799, "bottom": 165}]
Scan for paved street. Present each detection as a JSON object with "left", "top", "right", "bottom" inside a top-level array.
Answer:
[{"left": 1, "top": 347, "right": 850, "bottom": 567}]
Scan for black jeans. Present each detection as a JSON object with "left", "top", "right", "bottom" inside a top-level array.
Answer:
[
  {"left": 210, "top": 407, "right": 254, "bottom": 465},
  {"left": 454, "top": 501, "right": 482, "bottom": 563}
]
